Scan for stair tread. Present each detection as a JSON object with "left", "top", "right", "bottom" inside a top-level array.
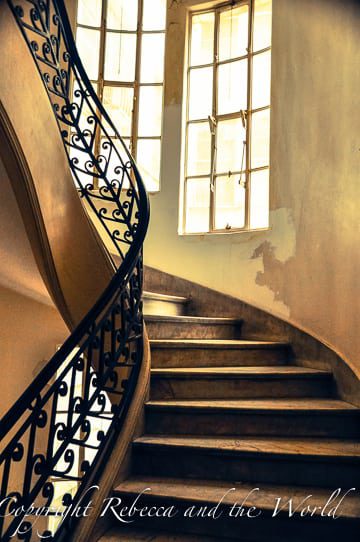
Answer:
[
  {"left": 115, "top": 476, "right": 360, "bottom": 519},
  {"left": 151, "top": 366, "right": 332, "bottom": 379},
  {"left": 144, "top": 291, "right": 188, "bottom": 304},
  {"left": 134, "top": 435, "right": 360, "bottom": 459},
  {"left": 150, "top": 339, "right": 289, "bottom": 349},
  {"left": 145, "top": 315, "right": 242, "bottom": 325},
  {"left": 146, "top": 398, "right": 359, "bottom": 412}
]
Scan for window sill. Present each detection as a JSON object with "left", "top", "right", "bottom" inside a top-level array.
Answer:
[{"left": 178, "top": 227, "right": 271, "bottom": 237}]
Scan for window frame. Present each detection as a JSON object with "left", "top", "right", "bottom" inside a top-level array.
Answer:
[
  {"left": 75, "top": 0, "right": 166, "bottom": 193},
  {"left": 182, "top": 0, "right": 271, "bottom": 234}
]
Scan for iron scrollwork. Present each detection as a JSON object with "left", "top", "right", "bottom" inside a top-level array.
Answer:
[{"left": 0, "top": 0, "right": 149, "bottom": 540}]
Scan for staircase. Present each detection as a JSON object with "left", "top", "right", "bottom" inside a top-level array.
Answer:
[{"left": 100, "top": 290, "right": 360, "bottom": 542}]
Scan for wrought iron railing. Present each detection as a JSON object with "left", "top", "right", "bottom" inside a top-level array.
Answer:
[{"left": 0, "top": 0, "right": 149, "bottom": 540}]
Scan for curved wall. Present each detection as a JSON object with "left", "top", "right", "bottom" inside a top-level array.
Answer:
[{"left": 0, "top": 155, "right": 68, "bottom": 416}]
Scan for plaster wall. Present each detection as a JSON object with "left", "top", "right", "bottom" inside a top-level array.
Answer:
[
  {"left": 143, "top": 0, "right": 360, "bottom": 373},
  {"left": 0, "top": 156, "right": 68, "bottom": 416}
]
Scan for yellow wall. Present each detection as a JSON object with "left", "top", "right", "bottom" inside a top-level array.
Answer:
[
  {"left": 143, "top": 0, "right": 360, "bottom": 374},
  {"left": 0, "top": 155, "right": 68, "bottom": 416}
]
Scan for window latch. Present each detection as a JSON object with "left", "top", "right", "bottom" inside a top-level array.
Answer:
[{"left": 208, "top": 115, "right": 217, "bottom": 135}]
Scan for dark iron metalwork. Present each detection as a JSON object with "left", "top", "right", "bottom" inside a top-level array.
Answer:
[{"left": 0, "top": 0, "right": 149, "bottom": 540}]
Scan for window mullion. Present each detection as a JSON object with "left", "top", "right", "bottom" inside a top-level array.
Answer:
[
  {"left": 210, "top": 9, "right": 220, "bottom": 232},
  {"left": 132, "top": 0, "right": 143, "bottom": 160},
  {"left": 244, "top": 0, "right": 254, "bottom": 229},
  {"left": 92, "top": 0, "right": 107, "bottom": 190}
]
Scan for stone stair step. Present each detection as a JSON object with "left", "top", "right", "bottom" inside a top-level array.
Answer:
[
  {"left": 150, "top": 366, "right": 334, "bottom": 399},
  {"left": 145, "top": 315, "right": 243, "bottom": 339},
  {"left": 150, "top": 339, "right": 290, "bottom": 368},
  {"left": 145, "top": 398, "right": 360, "bottom": 438},
  {"left": 133, "top": 435, "right": 360, "bottom": 488},
  {"left": 113, "top": 476, "right": 360, "bottom": 541},
  {"left": 144, "top": 291, "right": 189, "bottom": 317}
]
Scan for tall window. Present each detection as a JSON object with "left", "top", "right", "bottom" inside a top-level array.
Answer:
[
  {"left": 183, "top": 0, "right": 272, "bottom": 233},
  {"left": 74, "top": 0, "right": 166, "bottom": 191}
]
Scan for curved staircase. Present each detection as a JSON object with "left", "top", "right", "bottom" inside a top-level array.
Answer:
[{"left": 100, "top": 290, "right": 360, "bottom": 542}]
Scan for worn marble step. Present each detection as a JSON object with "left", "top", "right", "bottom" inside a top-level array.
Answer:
[
  {"left": 113, "top": 476, "right": 360, "bottom": 541},
  {"left": 150, "top": 366, "right": 334, "bottom": 400},
  {"left": 133, "top": 435, "right": 360, "bottom": 488},
  {"left": 145, "top": 398, "right": 360, "bottom": 438},
  {"left": 145, "top": 315, "right": 243, "bottom": 340},
  {"left": 143, "top": 291, "right": 189, "bottom": 317},
  {"left": 150, "top": 340, "right": 290, "bottom": 368}
]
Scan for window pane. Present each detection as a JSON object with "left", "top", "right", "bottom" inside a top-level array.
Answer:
[
  {"left": 252, "top": 51, "right": 271, "bottom": 109},
  {"left": 190, "top": 13, "right": 214, "bottom": 66},
  {"left": 143, "top": 0, "right": 166, "bottom": 30},
  {"left": 185, "top": 178, "right": 210, "bottom": 233},
  {"left": 187, "top": 122, "right": 211, "bottom": 176},
  {"left": 188, "top": 67, "right": 213, "bottom": 120},
  {"left": 253, "top": 0, "right": 272, "bottom": 52},
  {"left": 251, "top": 109, "right": 270, "bottom": 168},
  {"left": 217, "top": 60, "right": 248, "bottom": 115},
  {"left": 250, "top": 169, "right": 269, "bottom": 228},
  {"left": 103, "top": 86, "right": 134, "bottom": 137},
  {"left": 137, "top": 139, "right": 161, "bottom": 191},
  {"left": 76, "top": 27, "right": 100, "bottom": 80},
  {"left": 140, "top": 34, "right": 165, "bottom": 83},
  {"left": 104, "top": 32, "right": 137, "bottom": 82},
  {"left": 77, "top": 0, "right": 102, "bottom": 27},
  {"left": 215, "top": 175, "right": 245, "bottom": 230},
  {"left": 107, "top": 0, "right": 138, "bottom": 31},
  {"left": 138, "top": 86, "right": 163, "bottom": 137},
  {"left": 216, "top": 118, "right": 246, "bottom": 173},
  {"left": 219, "top": 5, "right": 249, "bottom": 61}
]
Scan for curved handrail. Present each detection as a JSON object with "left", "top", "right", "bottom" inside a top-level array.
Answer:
[{"left": 0, "top": 1, "right": 150, "bottom": 540}]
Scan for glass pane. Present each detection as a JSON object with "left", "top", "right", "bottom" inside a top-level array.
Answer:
[
  {"left": 140, "top": 34, "right": 165, "bottom": 83},
  {"left": 187, "top": 122, "right": 211, "bottom": 176},
  {"left": 215, "top": 175, "right": 245, "bottom": 229},
  {"left": 107, "top": 0, "right": 138, "bottom": 31},
  {"left": 185, "top": 178, "right": 210, "bottom": 233},
  {"left": 137, "top": 139, "right": 161, "bottom": 191},
  {"left": 218, "top": 60, "right": 248, "bottom": 115},
  {"left": 76, "top": 27, "right": 100, "bottom": 80},
  {"left": 216, "top": 118, "right": 246, "bottom": 173},
  {"left": 103, "top": 86, "right": 134, "bottom": 137},
  {"left": 250, "top": 169, "right": 269, "bottom": 228},
  {"left": 77, "top": 0, "right": 102, "bottom": 27},
  {"left": 190, "top": 12, "right": 215, "bottom": 66},
  {"left": 143, "top": 0, "right": 166, "bottom": 30},
  {"left": 251, "top": 109, "right": 270, "bottom": 168},
  {"left": 253, "top": 0, "right": 272, "bottom": 52},
  {"left": 138, "top": 86, "right": 163, "bottom": 137},
  {"left": 104, "top": 32, "right": 137, "bottom": 82},
  {"left": 219, "top": 5, "right": 249, "bottom": 61},
  {"left": 188, "top": 67, "right": 213, "bottom": 120},
  {"left": 252, "top": 51, "right": 271, "bottom": 109}
]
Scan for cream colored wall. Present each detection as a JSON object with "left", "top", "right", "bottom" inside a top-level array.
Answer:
[
  {"left": 0, "top": 155, "right": 68, "bottom": 416},
  {"left": 143, "top": 0, "right": 360, "bottom": 373},
  {"left": 0, "top": 285, "right": 68, "bottom": 416}
]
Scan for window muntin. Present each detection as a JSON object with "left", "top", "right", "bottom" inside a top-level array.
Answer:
[
  {"left": 74, "top": 0, "right": 166, "bottom": 192},
  {"left": 183, "top": 0, "right": 272, "bottom": 234}
]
